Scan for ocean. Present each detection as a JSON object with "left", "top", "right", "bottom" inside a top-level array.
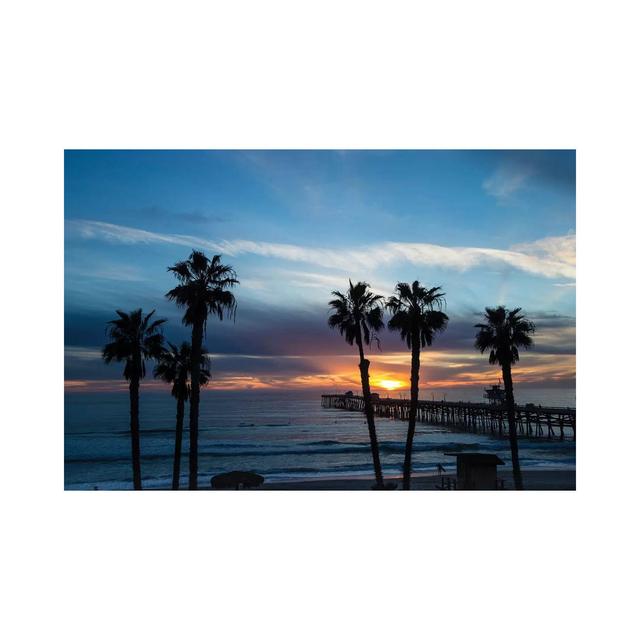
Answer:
[{"left": 64, "top": 388, "right": 576, "bottom": 490}]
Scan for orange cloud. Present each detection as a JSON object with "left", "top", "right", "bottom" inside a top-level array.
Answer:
[{"left": 65, "top": 350, "right": 575, "bottom": 394}]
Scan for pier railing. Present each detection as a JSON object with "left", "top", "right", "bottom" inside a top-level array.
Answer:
[{"left": 321, "top": 394, "right": 576, "bottom": 440}]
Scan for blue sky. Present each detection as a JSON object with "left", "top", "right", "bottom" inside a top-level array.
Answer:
[{"left": 65, "top": 150, "right": 576, "bottom": 393}]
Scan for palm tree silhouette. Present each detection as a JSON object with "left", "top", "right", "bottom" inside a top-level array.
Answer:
[
  {"left": 166, "top": 251, "right": 238, "bottom": 490},
  {"left": 386, "top": 281, "right": 448, "bottom": 490},
  {"left": 475, "top": 306, "right": 535, "bottom": 490},
  {"left": 154, "top": 342, "right": 211, "bottom": 490},
  {"left": 102, "top": 309, "right": 166, "bottom": 490},
  {"left": 328, "top": 280, "right": 387, "bottom": 488}
]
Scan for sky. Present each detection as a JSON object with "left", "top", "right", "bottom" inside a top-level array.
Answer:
[{"left": 64, "top": 150, "right": 576, "bottom": 396}]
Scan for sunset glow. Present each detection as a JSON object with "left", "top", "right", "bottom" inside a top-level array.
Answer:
[
  {"left": 64, "top": 151, "right": 575, "bottom": 397},
  {"left": 64, "top": 348, "right": 575, "bottom": 393},
  {"left": 377, "top": 379, "right": 404, "bottom": 391}
]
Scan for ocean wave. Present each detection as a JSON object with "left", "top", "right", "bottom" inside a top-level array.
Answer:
[{"left": 66, "top": 439, "right": 495, "bottom": 465}]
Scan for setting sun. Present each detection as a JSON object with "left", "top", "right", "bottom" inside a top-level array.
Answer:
[{"left": 378, "top": 379, "right": 403, "bottom": 391}]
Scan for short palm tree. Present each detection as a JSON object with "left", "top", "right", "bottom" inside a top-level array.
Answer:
[
  {"left": 166, "top": 251, "right": 238, "bottom": 490},
  {"left": 475, "top": 306, "right": 535, "bottom": 490},
  {"left": 154, "top": 342, "right": 211, "bottom": 490},
  {"left": 102, "top": 309, "right": 166, "bottom": 490},
  {"left": 386, "top": 281, "right": 448, "bottom": 490},
  {"left": 328, "top": 280, "right": 387, "bottom": 488}
]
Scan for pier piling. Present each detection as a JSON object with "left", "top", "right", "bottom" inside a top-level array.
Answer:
[{"left": 320, "top": 394, "right": 576, "bottom": 441}]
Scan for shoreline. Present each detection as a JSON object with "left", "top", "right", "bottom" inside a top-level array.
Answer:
[
  {"left": 68, "top": 468, "right": 576, "bottom": 491},
  {"left": 259, "top": 469, "right": 575, "bottom": 491}
]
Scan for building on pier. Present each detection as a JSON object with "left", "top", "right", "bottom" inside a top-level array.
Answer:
[{"left": 483, "top": 384, "right": 506, "bottom": 405}]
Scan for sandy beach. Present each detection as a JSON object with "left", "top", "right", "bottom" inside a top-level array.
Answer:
[{"left": 260, "top": 469, "right": 575, "bottom": 491}]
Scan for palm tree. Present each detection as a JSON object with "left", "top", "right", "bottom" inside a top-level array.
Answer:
[
  {"left": 154, "top": 342, "right": 211, "bottom": 490},
  {"left": 475, "top": 306, "right": 535, "bottom": 490},
  {"left": 328, "top": 280, "right": 387, "bottom": 489},
  {"left": 166, "top": 251, "right": 238, "bottom": 490},
  {"left": 386, "top": 281, "right": 448, "bottom": 490},
  {"left": 102, "top": 309, "right": 166, "bottom": 490}
]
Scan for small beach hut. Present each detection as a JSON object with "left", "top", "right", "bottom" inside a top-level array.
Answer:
[
  {"left": 444, "top": 453, "right": 504, "bottom": 490},
  {"left": 210, "top": 471, "right": 265, "bottom": 490}
]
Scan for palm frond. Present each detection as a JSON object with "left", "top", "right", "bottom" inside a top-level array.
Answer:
[
  {"left": 102, "top": 308, "right": 166, "bottom": 381},
  {"left": 474, "top": 305, "right": 535, "bottom": 366},
  {"left": 328, "top": 281, "right": 385, "bottom": 349},
  {"left": 153, "top": 340, "right": 211, "bottom": 399},
  {"left": 166, "top": 252, "right": 239, "bottom": 330},
  {"left": 386, "top": 281, "right": 448, "bottom": 350}
]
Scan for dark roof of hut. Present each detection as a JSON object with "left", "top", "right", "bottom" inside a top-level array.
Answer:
[
  {"left": 210, "top": 471, "right": 265, "bottom": 489},
  {"left": 444, "top": 453, "right": 504, "bottom": 465}
]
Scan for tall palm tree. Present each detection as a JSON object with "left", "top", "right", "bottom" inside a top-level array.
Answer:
[
  {"left": 475, "top": 306, "right": 535, "bottom": 490},
  {"left": 102, "top": 309, "right": 166, "bottom": 490},
  {"left": 154, "top": 342, "right": 211, "bottom": 490},
  {"left": 166, "top": 251, "right": 238, "bottom": 490},
  {"left": 328, "top": 280, "right": 387, "bottom": 489},
  {"left": 386, "top": 281, "right": 448, "bottom": 490}
]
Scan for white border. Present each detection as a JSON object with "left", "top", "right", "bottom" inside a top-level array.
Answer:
[{"left": 3, "top": 2, "right": 638, "bottom": 639}]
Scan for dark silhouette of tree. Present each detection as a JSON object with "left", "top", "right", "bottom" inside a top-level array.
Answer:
[
  {"left": 166, "top": 251, "right": 238, "bottom": 490},
  {"left": 328, "top": 280, "right": 387, "bottom": 488},
  {"left": 475, "top": 306, "right": 535, "bottom": 490},
  {"left": 387, "top": 281, "right": 448, "bottom": 490},
  {"left": 102, "top": 309, "right": 166, "bottom": 490},
  {"left": 154, "top": 342, "right": 211, "bottom": 490}
]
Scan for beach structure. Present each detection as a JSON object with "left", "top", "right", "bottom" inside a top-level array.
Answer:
[
  {"left": 445, "top": 453, "right": 504, "bottom": 490},
  {"left": 320, "top": 394, "right": 576, "bottom": 440},
  {"left": 211, "top": 471, "right": 265, "bottom": 490},
  {"left": 483, "top": 383, "right": 506, "bottom": 405}
]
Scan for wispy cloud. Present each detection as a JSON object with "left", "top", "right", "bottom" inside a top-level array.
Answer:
[
  {"left": 512, "top": 235, "right": 576, "bottom": 267},
  {"left": 483, "top": 164, "right": 533, "bottom": 201},
  {"left": 66, "top": 263, "right": 148, "bottom": 282},
  {"left": 68, "top": 220, "right": 576, "bottom": 280},
  {"left": 65, "top": 347, "right": 103, "bottom": 360}
]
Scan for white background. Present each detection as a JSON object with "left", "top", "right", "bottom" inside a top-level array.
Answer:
[{"left": 1, "top": 1, "right": 639, "bottom": 639}]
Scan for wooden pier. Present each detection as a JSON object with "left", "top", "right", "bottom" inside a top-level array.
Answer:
[{"left": 321, "top": 394, "right": 576, "bottom": 440}]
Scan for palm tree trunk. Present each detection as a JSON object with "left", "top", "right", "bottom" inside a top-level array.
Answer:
[
  {"left": 356, "top": 336, "right": 385, "bottom": 488},
  {"left": 129, "top": 374, "right": 142, "bottom": 490},
  {"left": 172, "top": 396, "right": 185, "bottom": 490},
  {"left": 189, "top": 320, "right": 204, "bottom": 490},
  {"left": 403, "top": 337, "right": 421, "bottom": 490},
  {"left": 502, "top": 364, "right": 523, "bottom": 490}
]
